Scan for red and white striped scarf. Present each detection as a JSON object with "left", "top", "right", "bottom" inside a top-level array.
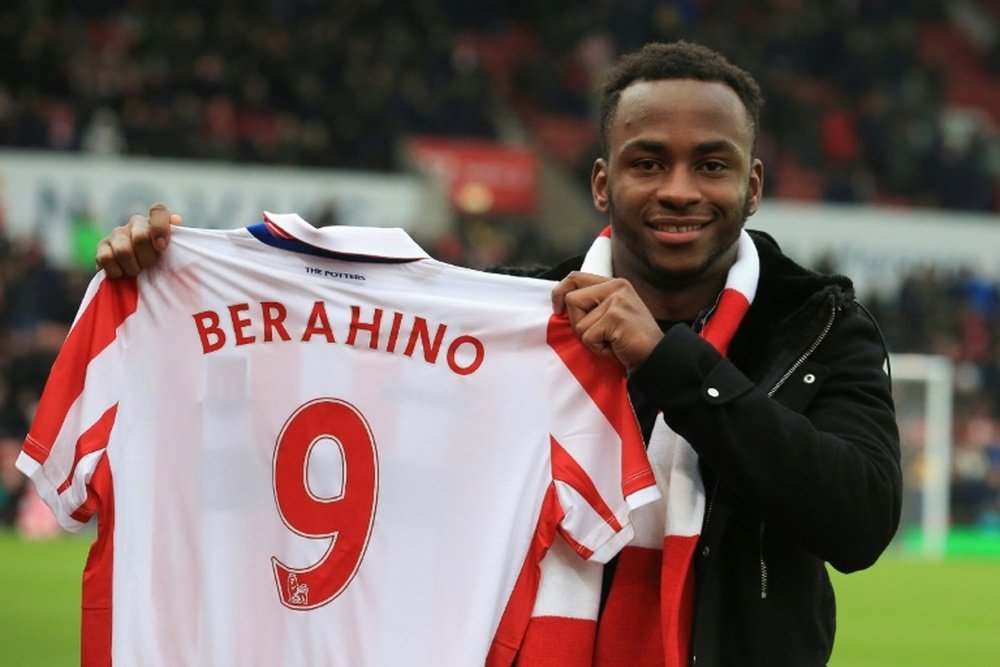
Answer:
[{"left": 517, "top": 226, "right": 759, "bottom": 667}]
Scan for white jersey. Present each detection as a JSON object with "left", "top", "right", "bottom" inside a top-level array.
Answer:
[{"left": 18, "top": 213, "right": 658, "bottom": 667}]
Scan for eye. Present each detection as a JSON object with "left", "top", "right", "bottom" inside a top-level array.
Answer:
[
  {"left": 700, "top": 160, "right": 728, "bottom": 173},
  {"left": 635, "top": 159, "right": 662, "bottom": 172}
]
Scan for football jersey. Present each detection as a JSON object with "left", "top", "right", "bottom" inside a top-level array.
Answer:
[{"left": 17, "top": 212, "right": 659, "bottom": 667}]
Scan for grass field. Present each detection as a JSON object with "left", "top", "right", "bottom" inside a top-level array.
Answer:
[
  {"left": 2, "top": 529, "right": 999, "bottom": 665},
  {"left": 829, "top": 555, "right": 1000, "bottom": 666},
  {"left": 0, "top": 531, "right": 90, "bottom": 665}
]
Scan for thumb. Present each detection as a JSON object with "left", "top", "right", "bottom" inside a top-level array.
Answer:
[{"left": 148, "top": 204, "right": 182, "bottom": 252}]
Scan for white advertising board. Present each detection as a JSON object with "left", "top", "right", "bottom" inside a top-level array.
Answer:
[
  {"left": 751, "top": 201, "right": 1000, "bottom": 296},
  {"left": 0, "top": 150, "right": 443, "bottom": 264}
]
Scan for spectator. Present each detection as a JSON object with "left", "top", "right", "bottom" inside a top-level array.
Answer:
[{"left": 0, "top": 429, "right": 27, "bottom": 526}]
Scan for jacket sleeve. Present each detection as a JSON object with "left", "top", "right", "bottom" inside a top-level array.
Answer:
[{"left": 629, "top": 308, "right": 902, "bottom": 573}]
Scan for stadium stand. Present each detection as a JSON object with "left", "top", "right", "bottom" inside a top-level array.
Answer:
[{"left": 1, "top": 1, "right": 996, "bottom": 209}]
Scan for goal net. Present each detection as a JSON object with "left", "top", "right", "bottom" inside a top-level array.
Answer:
[{"left": 890, "top": 353, "right": 954, "bottom": 559}]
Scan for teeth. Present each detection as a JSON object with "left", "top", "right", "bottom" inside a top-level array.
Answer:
[{"left": 654, "top": 224, "right": 700, "bottom": 232}]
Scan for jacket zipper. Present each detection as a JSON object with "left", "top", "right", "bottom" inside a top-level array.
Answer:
[
  {"left": 766, "top": 303, "right": 838, "bottom": 399},
  {"left": 759, "top": 521, "right": 768, "bottom": 599},
  {"left": 704, "top": 478, "right": 720, "bottom": 528},
  {"left": 758, "top": 302, "right": 838, "bottom": 600}
]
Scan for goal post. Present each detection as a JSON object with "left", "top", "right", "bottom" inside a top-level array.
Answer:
[{"left": 889, "top": 353, "right": 954, "bottom": 559}]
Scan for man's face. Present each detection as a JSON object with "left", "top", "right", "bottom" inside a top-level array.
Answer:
[{"left": 592, "top": 79, "right": 763, "bottom": 293}]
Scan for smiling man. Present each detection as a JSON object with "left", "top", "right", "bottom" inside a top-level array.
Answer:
[
  {"left": 95, "top": 41, "right": 900, "bottom": 667},
  {"left": 541, "top": 42, "right": 901, "bottom": 667}
]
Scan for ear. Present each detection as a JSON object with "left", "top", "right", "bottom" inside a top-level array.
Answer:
[
  {"left": 591, "top": 158, "right": 609, "bottom": 213},
  {"left": 745, "top": 158, "right": 764, "bottom": 217}
]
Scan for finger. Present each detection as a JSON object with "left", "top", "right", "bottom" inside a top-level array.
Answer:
[
  {"left": 551, "top": 278, "right": 577, "bottom": 315},
  {"left": 580, "top": 327, "right": 616, "bottom": 358},
  {"left": 576, "top": 306, "right": 623, "bottom": 360},
  {"left": 574, "top": 297, "right": 618, "bottom": 345},
  {"left": 562, "top": 291, "right": 599, "bottom": 331},
  {"left": 95, "top": 238, "right": 124, "bottom": 279},
  {"left": 551, "top": 271, "right": 612, "bottom": 314},
  {"left": 561, "top": 279, "right": 623, "bottom": 327},
  {"left": 107, "top": 223, "right": 143, "bottom": 276},
  {"left": 128, "top": 213, "right": 162, "bottom": 270},
  {"left": 149, "top": 205, "right": 182, "bottom": 227},
  {"left": 148, "top": 203, "right": 179, "bottom": 252},
  {"left": 564, "top": 284, "right": 663, "bottom": 369}
]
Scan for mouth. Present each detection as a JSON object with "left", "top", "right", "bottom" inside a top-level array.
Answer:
[
  {"left": 646, "top": 218, "right": 710, "bottom": 240},
  {"left": 649, "top": 222, "right": 705, "bottom": 233},
  {"left": 642, "top": 216, "right": 711, "bottom": 247}
]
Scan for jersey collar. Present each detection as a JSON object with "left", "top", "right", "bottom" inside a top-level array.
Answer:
[{"left": 250, "top": 211, "right": 431, "bottom": 263}]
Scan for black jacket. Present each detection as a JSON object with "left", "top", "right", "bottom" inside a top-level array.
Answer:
[{"left": 534, "top": 230, "right": 902, "bottom": 667}]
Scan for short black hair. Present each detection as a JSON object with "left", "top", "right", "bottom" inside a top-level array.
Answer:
[{"left": 598, "top": 41, "right": 764, "bottom": 157}]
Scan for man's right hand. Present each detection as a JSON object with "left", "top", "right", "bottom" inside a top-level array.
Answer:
[{"left": 96, "top": 203, "right": 182, "bottom": 278}]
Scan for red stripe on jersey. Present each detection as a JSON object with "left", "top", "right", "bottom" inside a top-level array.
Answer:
[
  {"left": 19, "top": 434, "right": 48, "bottom": 465},
  {"left": 261, "top": 213, "right": 296, "bottom": 239},
  {"left": 546, "top": 315, "right": 627, "bottom": 433},
  {"left": 486, "top": 486, "right": 562, "bottom": 667},
  {"left": 594, "top": 545, "right": 663, "bottom": 667},
  {"left": 546, "top": 316, "right": 652, "bottom": 498},
  {"left": 550, "top": 436, "right": 622, "bottom": 534},
  {"left": 699, "top": 288, "right": 750, "bottom": 356},
  {"left": 80, "top": 454, "right": 115, "bottom": 667},
  {"left": 26, "top": 277, "right": 138, "bottom": 459},
  {"left": 621, "top": 465, "right": 658, "bottom": 500},
  {"left": 57, "top": 404, "right": 118, "bottom": 494},
  {"left": 517, "top": 616, "right": 596, "bottom": 666},
  {"left": 70, "top": 486, "right": 101, "bottom": 524}
]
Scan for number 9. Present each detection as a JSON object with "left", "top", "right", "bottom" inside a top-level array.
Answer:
[{"left": 271, "top": 398, "right": 379, "bottom": 609}]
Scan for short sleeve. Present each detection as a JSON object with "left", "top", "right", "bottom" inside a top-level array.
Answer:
[
  {"left": 16, "top": 274, "right": 136, "bottom": 531},
  {"left": 545, "top": 316, "right": 659, "bottom": 563}
]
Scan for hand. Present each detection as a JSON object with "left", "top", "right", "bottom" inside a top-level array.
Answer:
[
  {"left": 95, "top": 203, "right": 182, "bottom": 278},
  {"left": 551, "top": 271, "right": 664, "bottom": 370}
]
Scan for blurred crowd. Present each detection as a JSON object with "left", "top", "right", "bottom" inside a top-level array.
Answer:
[
  {"left": 496, "top": 0, "right": 999, "bottom": 211},
  {"left": 0, "top": 231, "right": 85, "bottom": 527},
  {"left": 0, "top": 0, "right": 500, "bottom": 170},
  {"left": 1, "top": 0, "right": 997, "bottom": 210}
]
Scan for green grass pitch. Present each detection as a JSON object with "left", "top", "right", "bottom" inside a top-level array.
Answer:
[
  {"left": 1, "top": 530, "right": 998, "bottom": 665},
  {"left": 829, "top": 553, "right": 1000, "bottom": 666},
  {"left": 0, "top": 531, "right": 91, "bottom": 665}
]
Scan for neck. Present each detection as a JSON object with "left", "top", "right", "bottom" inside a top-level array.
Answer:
[
  {"left": 611, "top": 244, "right": 737, "bottom": 321},
  {"left": 627, "top": 273, "right": 727, "bottom": 322}
]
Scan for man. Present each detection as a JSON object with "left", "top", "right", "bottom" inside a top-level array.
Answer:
[{"left": 96, "top": 41, "right": 901, "bottom": 666}]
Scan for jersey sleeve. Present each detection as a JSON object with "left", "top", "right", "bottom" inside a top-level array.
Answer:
[
  {"left": 15, "top": 273, "right": 138, "bottom": 531},
  {"left": 545, "top": 315, "right": 659, "bottom": 564}
]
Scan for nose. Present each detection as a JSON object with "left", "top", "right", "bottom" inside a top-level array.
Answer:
[{"left": 654, "top": 167, "right": 702, "bottom": 208}]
